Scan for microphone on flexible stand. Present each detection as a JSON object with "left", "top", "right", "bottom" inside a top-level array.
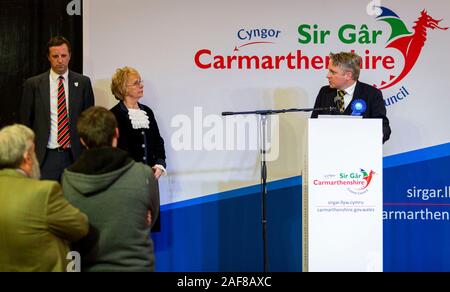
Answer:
[
  {"left": 332, "top": 96, "right": 344, "bottom": 114},
  {"left": 326, "top": 106, "right": 337, "bottom": 113},
  {"left": 311, "top": 106, "right": 337, "bottom": 115},
  {"left": 333, "top": 95, "right": 340, "bottom": 106}
]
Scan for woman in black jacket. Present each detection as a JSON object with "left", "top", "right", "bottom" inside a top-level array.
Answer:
[{"left": 110, "top": 67, "right": 166, "bottom": 230}]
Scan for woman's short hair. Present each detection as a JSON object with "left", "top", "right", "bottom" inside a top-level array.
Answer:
[
  {"left": 0, "top": 124, "right": 35, "bottom": 169},
  {"left": 110, "top": 66, "right": 140, "bottom": 101},
  {"left": 77, "top": 106, "right": 118, "bottom": 149}
]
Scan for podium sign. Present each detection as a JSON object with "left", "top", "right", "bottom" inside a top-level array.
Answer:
[{"left": 303, "top": 118, "right": 383, "bottom": 272}]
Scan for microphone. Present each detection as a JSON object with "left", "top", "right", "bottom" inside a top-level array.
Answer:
[
  {"left": 221, "top": 112, "right": 234, "bottom": 116},
  {"left": 333, "top": 95, "right": 340, "bottom": 105},
  {"left": 313, "top": 106, "right": 337, "bottom": 113}
]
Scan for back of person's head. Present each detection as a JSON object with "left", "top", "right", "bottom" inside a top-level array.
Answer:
[
  {"left": 329, "top": 51, "right": 361, "bottom": 80},
  {"left": 77, "top": 106, "right": 118, "bottom": 149},
  {"left": 111, "top": 66, "right": 140, "bottom": 101},
  {"left": 0, "top": 124, "right": 35, "bottom": 169},
  {"left": 47, "top": 36, "right": 72, "bottom": 55}
]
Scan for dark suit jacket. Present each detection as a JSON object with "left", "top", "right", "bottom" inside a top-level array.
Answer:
[
  {"left": 311, "top": 81, "right": 391, "bottom": 143},
  {"left": 20, "top": 70, "right": 95, "bottom": 163},
  {"left": 110, "top": 101, "right": 166, "bottom": 233},
  {"left": 110, "top": 101, "right": 166, "bottom": 168}
]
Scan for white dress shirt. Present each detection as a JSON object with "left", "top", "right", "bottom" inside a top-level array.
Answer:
[{"left": 341, "top": 81, "right": 357, "bottom": 110}]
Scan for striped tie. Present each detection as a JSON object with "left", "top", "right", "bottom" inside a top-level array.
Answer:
[
  {"left": 337, "top": 90, "right": 346, "bottom": 113},
  {"left": 57, "top": 76, "right": 71, "bottom": 149}
]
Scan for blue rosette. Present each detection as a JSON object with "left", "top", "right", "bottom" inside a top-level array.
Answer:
[{"left": 351, "top": 99, "right": 367, "bottom": 116}]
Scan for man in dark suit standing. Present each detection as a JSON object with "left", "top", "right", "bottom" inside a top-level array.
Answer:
[
  {"left": 20, "top": 36, "right": 95, "bottom": 180},
  {"left": 311, "top": 52, "right": 391, "bottom": 143}
]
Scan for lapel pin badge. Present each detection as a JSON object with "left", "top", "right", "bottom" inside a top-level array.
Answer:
[{"left": 74, "top": 82, "right": 79, "bottom": 87}]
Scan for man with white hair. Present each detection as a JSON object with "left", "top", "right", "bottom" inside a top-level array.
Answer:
[{"left": 0, "top": 124, "right": 88, "bottom": 272}]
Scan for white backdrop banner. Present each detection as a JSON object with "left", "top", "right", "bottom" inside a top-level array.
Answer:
[{"left": 83, "top": 0, "right": 450, "bottom": 205}]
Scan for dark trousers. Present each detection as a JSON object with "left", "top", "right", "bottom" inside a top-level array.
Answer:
[{"left": 40, "top": 148, "right": 74, "bottom": 182}]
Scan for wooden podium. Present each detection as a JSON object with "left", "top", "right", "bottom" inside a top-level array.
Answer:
[{"left": 302, "top": 118, "right": 383, "bottom": 272}]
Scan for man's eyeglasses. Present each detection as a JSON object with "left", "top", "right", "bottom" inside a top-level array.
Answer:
[{"left": 127, "top": 80, "right": 144, "bottom": 87}]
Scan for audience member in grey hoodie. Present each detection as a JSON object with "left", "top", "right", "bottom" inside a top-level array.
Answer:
[{"left": 62, "top": 106, "right": 159, "bottom": 272}]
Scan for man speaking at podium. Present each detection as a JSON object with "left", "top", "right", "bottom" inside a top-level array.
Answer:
[{"left": 311, "top": 52, "right": 391, "bottom": 143}]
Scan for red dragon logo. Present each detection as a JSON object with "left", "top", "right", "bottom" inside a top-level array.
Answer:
[
  {"left": 374, "top": 7, "right": 448, "bottom": 90},
  {"left": 359, "top": 168, "right": 376, "bottom": 190}
]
